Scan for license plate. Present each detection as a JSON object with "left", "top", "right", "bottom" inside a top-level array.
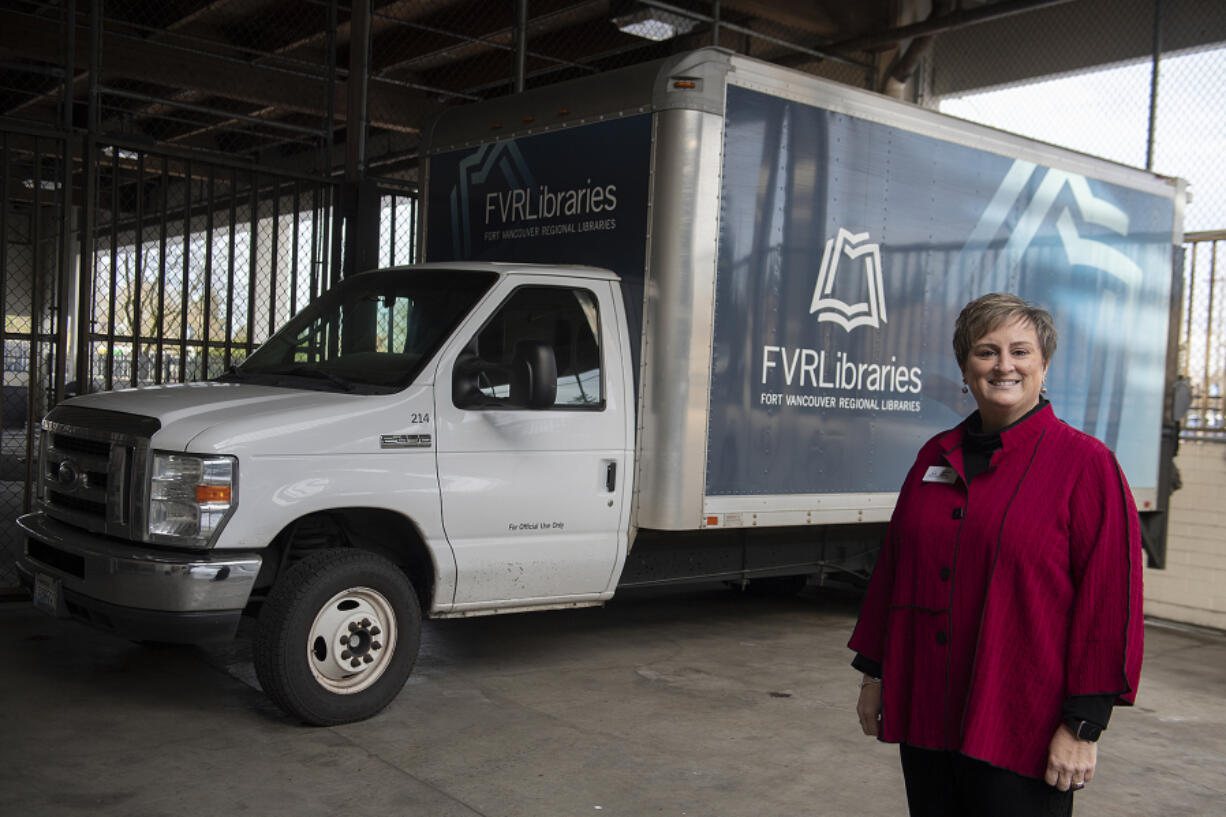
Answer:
[{"left": 32, "top": 572, "right": 62, "bottom": 617}]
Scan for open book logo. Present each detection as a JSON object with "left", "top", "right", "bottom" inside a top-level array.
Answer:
[{"left": 810, "top": 228, "right": 887, "bottom": 331}]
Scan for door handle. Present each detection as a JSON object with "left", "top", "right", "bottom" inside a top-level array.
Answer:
[{"left": 605, "top": 461, "right": 617, "bottom": 493}]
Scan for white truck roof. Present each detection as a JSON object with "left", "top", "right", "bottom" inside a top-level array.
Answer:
[{"left": 368, "top": 261, "right": 621, "bottom": 282}]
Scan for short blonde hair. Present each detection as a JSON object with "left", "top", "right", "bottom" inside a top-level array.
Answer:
[{"left": 953, "top": 293, "right": 1057, "bottom": 370}]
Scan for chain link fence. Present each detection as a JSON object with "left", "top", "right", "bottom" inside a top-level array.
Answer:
[
  {"left": 1180, "top": 231, "right": 1226, "bottom": 437},
  {"left": 927, "top": 0, "right": 1226, "bottom": 440},
  {"left": 85, "top": 143, "right": 337, "bottom": 389},
  {"left": 379, "top": 192, "right": 418, "bottom": 267},
  {"left": 1, "top": 129, "right": 66, "bottom": 588},
  {"left": 0, "top": 135, "right": 337, "bottom": 589}
]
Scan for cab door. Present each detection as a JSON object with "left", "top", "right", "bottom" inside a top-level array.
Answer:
[{"left": 434, "top": 277, "right": 633, "bottom": 609}]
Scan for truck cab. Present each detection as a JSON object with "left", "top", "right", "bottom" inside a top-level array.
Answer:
[{"left": 18, "top": 261, "right": 635, "bottom": 724}]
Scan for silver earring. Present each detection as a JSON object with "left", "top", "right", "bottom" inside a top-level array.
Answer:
[
  {"left": 961, "top": 383, "right": 969, "bottom": 394},
  {"left": 1041, "top": 381, "right": 1047, "bottom": 393}
]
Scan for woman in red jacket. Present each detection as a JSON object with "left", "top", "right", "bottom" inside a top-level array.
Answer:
[{"left": 849, "top": 293, "right": 1144, "bottom": 817}]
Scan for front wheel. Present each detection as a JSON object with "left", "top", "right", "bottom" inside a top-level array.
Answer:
[{"left": 253, "top": 549, "right": 421, "bottom": 725}]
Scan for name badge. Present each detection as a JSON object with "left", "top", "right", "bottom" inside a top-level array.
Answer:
[{"left": 922, "top": 466, "right": 957, "bottom": 484}]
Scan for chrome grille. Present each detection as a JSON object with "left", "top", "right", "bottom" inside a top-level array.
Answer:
[
  {"left": 49, "top": 433, "right": 110, "bottom": 458},
  {"left": 38, "top": 406, "right": 158, "bottom": 540}
]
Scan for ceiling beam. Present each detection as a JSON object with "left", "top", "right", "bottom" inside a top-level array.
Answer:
[
  {"left": 418, "top": 18, "right": 649, "bottom": 95},
  {"left": 825, "top": 0, "right": 1076, "bottom": 54},
  {"left": 0, "top": 8, "right": 438, "bottom": 134},
  {"left": 717, "top": 0, "right": 842, "bottom": 37}
]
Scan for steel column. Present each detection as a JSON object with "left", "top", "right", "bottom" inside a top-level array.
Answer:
[
  {"left": 1146, "top": 0, "right": 1163, "bottom": 171},
  {"left": 515, "top": 0, "right": 528, "bottom": 94}
]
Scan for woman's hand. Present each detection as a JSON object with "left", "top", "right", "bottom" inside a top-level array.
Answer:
[
  {"left": 1044, "top": 723, "right": 1098, "bottom": 791},
  {"left": 857, "top": 678, "right": 882, "bottom": 736}
]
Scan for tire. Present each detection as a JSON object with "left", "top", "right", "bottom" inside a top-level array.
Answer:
[{"left": 253, "top": 549, "right": 421, "bottom": 726}]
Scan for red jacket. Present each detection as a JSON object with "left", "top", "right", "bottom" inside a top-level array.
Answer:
[{"left": 848, "top": 403, "right": 1144, "bottom": 778}]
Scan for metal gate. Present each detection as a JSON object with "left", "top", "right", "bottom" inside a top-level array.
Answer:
[
  {"left": 0, "top": 132, "right": 341, "bottom": 591},
  {"left": 1180, "top": 230, "right": 1226, "bottom": 439},
  {"left": 1, "top": 127, "right": 69, "bottom": 590},
  {"left": 81, "top": 141, "right": 337, "bottom": 390}
]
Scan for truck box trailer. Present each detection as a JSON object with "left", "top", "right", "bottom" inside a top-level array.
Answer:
[
  {"left": 421, "top": 46, "right": 1184, "bottom": 583},
  {"left": 15, "top": 49, "right": 1184, "bottom": 725}
]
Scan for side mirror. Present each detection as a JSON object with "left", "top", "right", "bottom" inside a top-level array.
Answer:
[
  {"left": 452, "top": 352, "right": 485, "bottom": 408},
  {"left": 510, "top": 341, "right": 557, "bottom": 409}
]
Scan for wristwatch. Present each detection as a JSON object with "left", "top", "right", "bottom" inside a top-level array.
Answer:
[{"left": 1065, "top": 719, "right": 1103, "bottom": 742}]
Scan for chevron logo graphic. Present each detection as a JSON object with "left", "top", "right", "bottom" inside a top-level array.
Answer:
[
  {"left": 448, "top": 141, "right": 536, "bottom": 258},
  {"left": 958, "top": 160, "right": 1142, "bottom": 294}
]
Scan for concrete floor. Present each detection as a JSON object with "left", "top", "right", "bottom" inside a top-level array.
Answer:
[{"left": 0, "top": 584, "right": 1223, "bottom": 817}]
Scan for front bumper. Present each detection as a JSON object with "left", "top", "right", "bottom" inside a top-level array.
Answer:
[{"left": 16, "top": 512, "right": 261, "bottom": 643}]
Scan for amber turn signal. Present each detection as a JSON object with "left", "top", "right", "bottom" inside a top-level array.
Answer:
[{"left": 196, "top": 485, "right": 232, "bottom": 503}]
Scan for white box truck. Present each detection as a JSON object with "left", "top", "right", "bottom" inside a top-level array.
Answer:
[{"left": 16, "top": 49, "right": 1185, "bottom": 725}]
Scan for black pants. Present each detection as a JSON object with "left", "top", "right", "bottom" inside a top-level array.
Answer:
[{"left": 900, "top": 745, "right": 1074, "bottom": 817}]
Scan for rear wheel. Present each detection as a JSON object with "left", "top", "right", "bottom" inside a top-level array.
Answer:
[{"left": 254, "top": 549, "right": 421, "bottom": 725}]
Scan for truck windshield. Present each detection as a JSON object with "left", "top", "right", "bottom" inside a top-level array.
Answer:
[{"left": 223, "top": 268, "right": 498, "bottom": 393}]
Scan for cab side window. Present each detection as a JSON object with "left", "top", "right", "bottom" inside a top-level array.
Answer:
[{"left": 454, "top": 286, "right": 604, "bottom": 410}]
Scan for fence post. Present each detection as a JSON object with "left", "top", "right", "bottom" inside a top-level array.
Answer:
[{"left": 1146, "top": 0, "right": 1162, "bottom": 170}]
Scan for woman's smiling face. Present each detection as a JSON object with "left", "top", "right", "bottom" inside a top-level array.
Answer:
[{"left": 963, "top": 317, "right": 1050, "bottom": 432}]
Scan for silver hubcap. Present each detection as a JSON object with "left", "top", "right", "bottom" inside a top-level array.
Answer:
[{"left": 308, "top": 586, "right": 397, "bottom": 694}]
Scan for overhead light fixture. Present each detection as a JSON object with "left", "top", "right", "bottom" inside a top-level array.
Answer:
[{"left": 613, "top": 6, "right": 699, "bottom": 42}]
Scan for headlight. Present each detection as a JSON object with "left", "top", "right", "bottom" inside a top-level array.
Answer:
[{"left": 149, "top": 453, "right": 237, "bottom": 547}]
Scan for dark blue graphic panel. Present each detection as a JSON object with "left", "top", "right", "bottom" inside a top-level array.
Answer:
[
  {"left": 426, "top": 115, "right": 653, "bottom": 372},
  {"left": 706, "top": 84, "right": 1175, "bottom": 496}
]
